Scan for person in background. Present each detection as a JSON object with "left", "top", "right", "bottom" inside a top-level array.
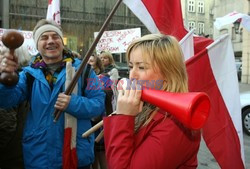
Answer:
[
  {"left": 99, "top": 51, "right": 119, "bottom": 83},
  {"left": 0, "top": 19, "right": 105, "bottom": 169},
  {"left": 88, "top": 54, "right": 104, "bottom": 75},
  {"left": 89, "top": 51, "right": 120, "bottom": 169},
  {"left": 99, "top": 51, "right": 119, "bottom": 112},
  {"left": 103, "top": 34, "right": 201, "bottom": 169},
  {"left": 87, "top": 53, "right": 106, "bottom": 169},
  {"left": 0, "top": 44, "right": 32, "bottom": 169}
]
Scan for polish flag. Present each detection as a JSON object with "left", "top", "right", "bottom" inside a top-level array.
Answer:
[
  {"left": 46, "top": 0, "right": 61, "bottom": 25},
  {"left": 123, "top": 0, "right": 245, "bottom": 168},
  {"left": 63, "top": 62, "right": 78, "bottom": 169},
  {"left": 186, "top": 35, "right": 245, "bottom": 168},
  {"left": 123, "top": 0, "right": 187, "bottom": 40},
  {"left": 179, "top": 29, "right": 194, "bottom": 61}
]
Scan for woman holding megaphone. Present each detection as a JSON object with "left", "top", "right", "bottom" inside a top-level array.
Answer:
[{"left": 103, "top": 34, "right": 208, "bottom": 169}]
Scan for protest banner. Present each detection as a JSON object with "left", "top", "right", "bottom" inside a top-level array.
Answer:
[
  {"left": 0, "top": 28, "right": 38, "bottom": 55},
  {"left": 94, "top": 28, "right": 141, "bottom": 54}
]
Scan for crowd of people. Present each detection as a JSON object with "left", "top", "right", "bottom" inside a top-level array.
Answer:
[{"left": 0, "top": 19, "right": 206, "bottom": 169}]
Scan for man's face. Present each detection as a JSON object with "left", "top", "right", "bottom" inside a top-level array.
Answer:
[{"left": 37, "top": 31, "right": 64, "bottom": 63}]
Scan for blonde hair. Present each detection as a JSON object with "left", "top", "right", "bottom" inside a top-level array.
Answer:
[
  {"left": 126, "top": 34, "right": 189, "bottom": 131},
  {"left": 126, "top": 34, "right": 188, "bottom": 93},
  {"left": 100, "top": 51, "right": 116, "bottom": 66},
  {"left": 90, "top": 54, "right": 104, "bottom": 74}
]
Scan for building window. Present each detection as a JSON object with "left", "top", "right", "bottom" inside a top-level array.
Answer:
[
  {"left": 188, "top": 0, "right": 195, "bottom": 12},
  {"left": 239, "top": 28, "right": 243, "bottom": 42},
  {"left": 197, "top": 22, "right": 204, "bottom": 35},
  {"left": 188, "top": 21, "right": 196, "bottom": 31},
  {"left": 197, "top": 1, "right": 205, "bottom": 14}
]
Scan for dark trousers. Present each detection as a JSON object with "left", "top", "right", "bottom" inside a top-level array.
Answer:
[
  {"left": 78, "top": 165, "right": 91, "bottom": 169},
  {"left": 0, "top": 102, "right": 29, "bottom": 169},
  {"left": 0, "top": 117, "right": 25, "bottom": 169}
]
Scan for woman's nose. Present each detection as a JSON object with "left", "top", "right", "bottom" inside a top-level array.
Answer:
[{"left": 129, "top": 68, "right": 138, "bottom": 80}]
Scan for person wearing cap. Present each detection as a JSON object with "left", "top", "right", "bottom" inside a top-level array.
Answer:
[{"left": 0, "top": 19, "right": 105, "bottom": 169}]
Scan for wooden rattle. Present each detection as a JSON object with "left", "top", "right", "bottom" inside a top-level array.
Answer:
[{"left": 0, "top": 30, "right": 24, "bottom": 86}]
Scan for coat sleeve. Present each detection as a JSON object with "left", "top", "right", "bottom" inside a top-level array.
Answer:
[
  {"left": 0, "top": 71, "right": 28, "bottom": 109},
  {"left": 65, "top": 69, "right": 106, "bottom": 119},
  {"left": 103, "top": 115, "right": 200, "bottom": 169}
]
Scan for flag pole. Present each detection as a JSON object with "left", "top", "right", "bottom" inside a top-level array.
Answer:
[{"left": 53, "top": 0, "right": 123, "bottom": 122}]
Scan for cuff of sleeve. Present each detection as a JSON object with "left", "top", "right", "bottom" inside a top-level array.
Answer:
[
  {"left": 65, "top": 94, "right": 79, "bottom": 113},
  {"left": 103, "top": 115, "right": 135, "bottom": 130}
]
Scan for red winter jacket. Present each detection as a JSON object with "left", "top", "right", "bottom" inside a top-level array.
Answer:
[{"left": 103, "top": 111, "right": 201, "bottom": 169}]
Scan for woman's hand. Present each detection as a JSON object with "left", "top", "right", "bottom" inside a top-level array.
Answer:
[
  {"left": 116, "top": 80, "right": 143, "bottom": 116},
  {"left": 54, "top": 93, "right": 71, "bottom": 111}
]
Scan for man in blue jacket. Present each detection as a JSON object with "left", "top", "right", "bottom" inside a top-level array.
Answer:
[{"left": 0, "top": 19, "right": 105, "bottom": 169}]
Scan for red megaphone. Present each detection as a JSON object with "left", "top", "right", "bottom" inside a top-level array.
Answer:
[{"left": 141, "top": 87, "right": 210, "bottom": 130}]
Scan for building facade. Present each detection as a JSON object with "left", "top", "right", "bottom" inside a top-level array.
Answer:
[
  {"left": 0, "top": 0, "right": 148, "bottom": 61},
  {"left": 1, "top": 0, "right": 250, "bottom": 83},
  {"left": 212, "top": 0, "right": 244, "bottom": 59},
  {"left": 242, "top": 0, "right": 250, "bottom": 84},
  {"left": 181, "top": 0, "right": 250, "bottom": 84},
  {"left": 181, "top": 0, "right": 214, "bottom": 38},
  {"left": 212, "top": 0, "right": 250, "bottom": 84}
]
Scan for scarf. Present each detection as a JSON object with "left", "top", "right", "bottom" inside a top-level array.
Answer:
[
  {"left": 134, "top": 103, "right": 156, "bottom": 132},
  {"left": 103, "top": 64, "right": 116, "bottom": 73},
  {"left": 63, "top": 61, "right": 78, "bottom": 169},
  {"left": 31, "top": 49, "right": 75, "bottom": 88}
]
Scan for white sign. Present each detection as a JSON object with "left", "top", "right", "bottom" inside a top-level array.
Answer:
[
  {"left": 94, "top": 28, "right": 141, "bottom": 54},
  {"left": 0, "top": 28, "right": 38, "bottom": 55}
]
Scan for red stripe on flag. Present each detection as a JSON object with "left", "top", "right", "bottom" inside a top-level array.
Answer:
[
  {"left": 141, "top": 0, "right": 187, "bottom": 40},
  {"left": 63, "top": 128, "right": 78, "bottom": 169},
  {"left": 193, "top": 36, "right": 213, "bottom": 55},
  {"left": 186, "top": 48, "right": 244, "bottom": 169},
  {"left": 71, "top": 148, "right": 78, "bottom": 169}
]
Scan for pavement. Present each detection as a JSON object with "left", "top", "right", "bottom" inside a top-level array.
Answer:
[
  {"left": 197, "top": 82, "right": 250, "bottom": 169},
  {"left": 198, "top": 134, "right": 250, "bottom": 169},
  {"left": 239, "top": 82, "right": 250, "bottom": 93}
]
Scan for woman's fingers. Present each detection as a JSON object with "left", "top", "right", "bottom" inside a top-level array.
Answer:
[
  {"left": 116, "top": 79, "right": 143, "bottom": 116},
  {"left": 121, "top": 80, "right": 142, "bottom": 101},
  {"left": 135, "top": 84, "right": 142, "bottom": 100}
]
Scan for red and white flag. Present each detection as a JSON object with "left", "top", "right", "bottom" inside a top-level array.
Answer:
[
  {"left": 186, "top": 35, "right": 245, "bottom": 168},
  {"left": 63, "top": 62, "right": 78, "bottom": 169},
  {"left": 46, "top": 0, "right": 61, "bottom": 25},
  {"left": 214, "top": 11, "right": 250, "bottom": 32},
  {"left": 123, "top": 0, "right": 245, "bottom": 168},
  {"left": 179, "top": 29, "right": 194, "bottom": 61},
  {"left": 123, "top": 0, "right": 187, "bottom": 40}
]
